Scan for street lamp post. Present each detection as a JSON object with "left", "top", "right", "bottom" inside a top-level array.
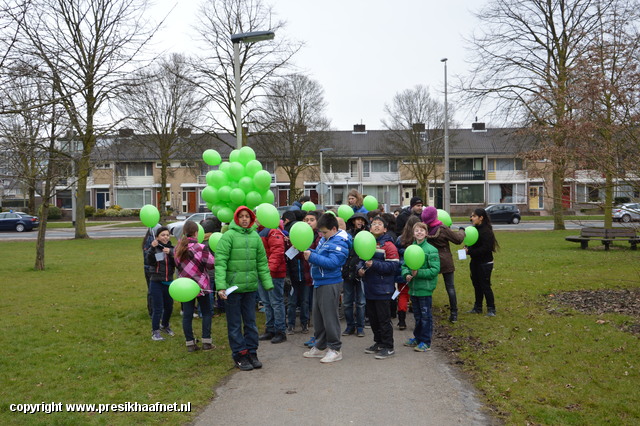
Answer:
[
  {"left": 319, "top": 148, "right": 333, "bottom": 206},
  {"left": 441, "top": 58, "right": 450, "bottom": 212},
  {"left": 230, "top": 31, "right": 275, "bottom": 150}
]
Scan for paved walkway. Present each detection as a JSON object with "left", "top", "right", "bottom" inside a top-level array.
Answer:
[{"left": 194, "top": 321, "right": 495, "bottom": 425}]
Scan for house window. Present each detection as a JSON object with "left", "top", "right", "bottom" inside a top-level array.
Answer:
[
  {"left": 324, "top": 159, "right": 350, "bottom": 173},
  {"left": 362, "top": 160, "right": 397, "bottom": 177},
  {"left": 95, "top": 163, "right": 111, "bottom": 169},
  {"left": 450, "top": 158, "right": 483, "bottom": 171},
  {"left": 576, "top": 184, "right": 602, "bottom": 202},
  {"left": 488, "top": 184, "right": 526, "bottom": 203},
  {"left": 361, "top": 185, "right": 400, "bottom": 205},
  {"left": 262, "top": 161, "right": 276, "bottom": 174},
  {"left": 117, "top": 189, "right": 152, "bottom": 208},
  {"left": 117, "top": 163, "right": 153, "bottom": 177},
  {"left": 451, "top": 184, "right": 484, "bottom": 204},
  {"left": 488, "top": 158, "right": 523, "bottom": 171}
]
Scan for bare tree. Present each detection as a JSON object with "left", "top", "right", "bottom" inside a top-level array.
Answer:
[
  {"left": 465, "top": 0, "right": 610, "bottom": 230},
  {"left": 382, "top": 85, "right": 448, "bottom": 202},
  {"left": 253, "top": 74, "right": 331, "bottom": 203},
  {"left": 4, "top": 0, "right": 158, "bottom": 238},
  {"left": 193, "top": 0, "right": 302, "bottom": 147},
  {"left": 117, "top": 53, "right": 205, "bottom": 216},
  {"left": 570, "top": 0, "right": 640, "bottom": 227}
]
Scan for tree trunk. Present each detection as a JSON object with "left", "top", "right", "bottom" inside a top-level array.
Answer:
[
  {"left": 287, "top": 170, "right": 301, "bottom": 205},
  {"left": 35, "top": 206, "right": 48, "bottom": 270},
  {"left": 74, "top": 153, "right": 90, "bottom": 239},
  {"left": 604, "top": 171, "right": 613, "bottom": 229},
  {"left": 552, "top": 166, "right": 566, "bottom": 231}
]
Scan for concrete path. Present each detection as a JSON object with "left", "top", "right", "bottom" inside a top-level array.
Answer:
[{"left": 194, "top": 322, "right": 495, "bottom": 425}]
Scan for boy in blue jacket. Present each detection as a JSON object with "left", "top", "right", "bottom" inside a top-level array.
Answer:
[
  {"left": 358, "top": 216, "right": 400, "bottom": 359},
  {"left": 302, "top": 213, "right": 349, "bottom": 363}
]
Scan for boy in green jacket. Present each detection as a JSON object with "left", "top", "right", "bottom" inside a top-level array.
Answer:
[
  {"left": 400, "top": 222, "right": 440, "bottom": 352},
  {"left": 216, "top": 206, "right": 273, "bottom": 371}
]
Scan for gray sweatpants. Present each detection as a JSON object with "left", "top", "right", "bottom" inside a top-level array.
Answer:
[{"left": 312, "top": 282, "right": 343, "bottom": 352}]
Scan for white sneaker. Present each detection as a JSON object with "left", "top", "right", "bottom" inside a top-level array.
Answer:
[
  {"left": 320, "top": 349, "right": 342, "bottom": 363},
  {"left": 303, "top": 347, "right": 327, "bottom": 358}
]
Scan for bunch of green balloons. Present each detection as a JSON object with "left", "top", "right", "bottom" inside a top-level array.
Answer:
[{"left": 201, "top": 146, "right": 275, "bottom": 223}]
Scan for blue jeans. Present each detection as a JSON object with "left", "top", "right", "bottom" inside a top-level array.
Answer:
[
  {"left": 258, "top": 278, "right": 286, "bottom": 333},
  {"left": 150, "top": 280, "right": 173, "bottom": 331},
  {"left": 411, "top": 295, "right": 433, "bottom": 346},
  {"left": 287, "top": 282, "right": 310, "bottom": 327},
  {"left": 182, "top": 294, "right": 212, "bottom": 343},
  {"left": 224, "top": 291, "right": 259, "bottom": 358},
  {"left": 343, "top": 278, "right": 365, "bottom": 329}
]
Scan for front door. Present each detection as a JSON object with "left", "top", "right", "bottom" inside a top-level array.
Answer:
[
  {"left": 529, "top": 186, "right": 544, "bottom": 210},
  {"left": 96, "top": 191, "right": 110, "bottom": 209}
]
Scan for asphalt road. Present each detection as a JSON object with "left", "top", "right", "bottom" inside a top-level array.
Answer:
[{"left": 0, "top": 220, "right": 622, "bottom": 242}]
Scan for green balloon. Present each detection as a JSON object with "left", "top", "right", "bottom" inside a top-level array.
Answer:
[
  {"left": 404, "top": 244, "right": 426, "bottom": 270},
  {"left": 217, "top": 207, "right": 234, "bottom": 223},
  {"left": 169, "top": 277, "right": 200, "bottom": 302},
  {"left": 217, "top": 186, "right": 231, "bottom": 202},
  {"left": 202, "top": 149, "right": 222, "bottom": 166},
  {"left": 140, "top": 204, "right": 160, "bottom": 228},
  {"left": 363, "top": 195, "right": 378, "bottom": 211},
  {"left": 245, "top": 191, "right": 262, "bottom": 209},
  {"left": 353, "top": 230, "right": 376, "bottom": 261},
  {"left": 219, "top": 161, "right": 231, "bottom": 174},
  {"left": 245, "top": 159, "right": 263, "bottom": 177},
  {"left": 209, "top": 170, "right": 228, "bottom": 188},
  {"left": 338, "top": 204, "right": 354, "bottom": 220},
  {"left": 290, "top": 221, "right": 314, "bottom": 251},
  {"left": 229, "top": 149, "right": 241, "bottom": 163},
  {"left": 463, "top": 226, "right": 479, "bottom": 246},
  {"left": 210, "top": 205, "right": 221, "bottom": 215},
  {"left": 262, "top": 190, "right": 275, "bottom": 204},
  {"left": 326, "top": 210, "right": 336, "bottom": 216},
  {"left": 201, "top": 186, "right": 218, "bottom": 204},
  {"left": 228, "top": 162, "right": 245, "bottom": 181},
  {"left": 208, "top": 232, "right": 223, "bottom": 252},
  {"left": 197, "top": 223, "right": 205, "bottom": 243},
  {"left": 229, "top": 187, "right": 245, "bottom": 205},
  {"left": 238, "top": 146, "right": 256, "bottom": 165},
  {"left": 256, "top": 203, "right": 279, "bottom": 229},
  {"left": 253, "top": 170, "right": 272, "bottom": 191},
  {"left": 238, "top": 176, "right": 254, "bottom": 193},
  {"left": 437, "top": 209, "right": 452, "bottom": 227},
  {"left": 301, "top": 201, "right": 316, "bottom": 211}
]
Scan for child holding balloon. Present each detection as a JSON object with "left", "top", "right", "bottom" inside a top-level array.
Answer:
[
  {"left": 401, "top": 222, "right": 440, "bottom": 352},
  {"left": 145, "top": 226, "right": 176, "bottom": 341},
  {"left": 216, "top": 206, "right": 273, "bottom": 371},
  {"left": 466, "top": 208, "right": 498, "bottom": 316},
  {"left": 174, "top": 221, "right": 215, "bottom": 352},
  {"left": 422, "top": 206, "right": 466, "bottom": 323}
]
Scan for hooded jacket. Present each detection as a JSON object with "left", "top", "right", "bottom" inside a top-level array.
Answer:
[
  {"left": 258, "top": 223, "right": 287, "bottom": 278},
  {"left": 426, "top": 225, "right": 465, "bottom": 274},
  {"left": 307, "top": 230, "right": 349, "bottom": 287},
  {"left": 214, "top": 206, "right": 273, "bottom": 293},
  {"left": 358, "top": 232, "right": 400, "bottom": 300},
  {"left": 400, "top": 238, "right": 440, "bottom": 297},
  {"left": 145, "top": 241, "right": 176, "bottom": 282}
]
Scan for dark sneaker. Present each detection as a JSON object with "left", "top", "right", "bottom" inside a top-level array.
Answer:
[
  {"left": 187, "top": 343, "right": 200, "bottom": 353},
  {"left": 258, "top": 331, "right": 275, "bottom": 341},
  {"left": 342, "top": 326, "right": 355, "bottom": 336},
  {"left": 235, "top": 355, "right": 254, "bottom": 371},
  {"left": 248, "top": 353, "right": 262, "bottom": 369},
  {"left": 301, "top": 324, "right": 309, "bottom": 334},
  {"left": 364, "top": 343, "right": 381, "bottom": 354},
  {"left": 286, "top": 325, "right": 295, "bottom": 335},
  {"left": 449, "top": 311, "right": 458, "bottom": 323},
  {"left": 467, "top": 308, "right": 482, "bottom": 314},
  {"left": 486, "top": 310, "right": 496, "bottom": 317},
  {"left": 374, "top": 348, "right": 395, "bottom": 359},
  {"left": 356, "top": 328, "right": 365, "bottom": 337},
  {"left": 151, "top": 330, "right": 164, "bottom": 341},
  {"left": 270, "top": 332, "right": 287, "bottom": 344},
  {"left": 202, "top": 343, "right": 215, "bottom": 350},
  {"left": 160, "top": 326, "right": 175, "bottom": 337}
]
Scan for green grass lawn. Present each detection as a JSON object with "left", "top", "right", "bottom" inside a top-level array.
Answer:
[
  {"left": 0, "top": 232, "right": 638, "bottom": 424},
  {"left": 431, "top": 230, "right": 639, "bottom": 424}
]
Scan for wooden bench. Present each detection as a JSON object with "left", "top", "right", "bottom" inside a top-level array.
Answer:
[{"left": 565, "top": 227, "right": 640, "bottom": 250}]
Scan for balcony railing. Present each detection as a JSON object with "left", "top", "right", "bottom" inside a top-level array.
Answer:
[{"left": 450, "top": 170, "right": 485, "bottom": 181}]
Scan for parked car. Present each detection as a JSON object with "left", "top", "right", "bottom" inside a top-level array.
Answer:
[
  {"left": 485, "top": 204, "right": 521, "bottom": 224},
  {"left": 168, "top": 212, "right": 215, "bottom": 239},
  {"left": 612, "top": 203, "right": 640, "bottom": 223},
  {"left": 0, "top": 211, "right": 40, "bottom": 232}
]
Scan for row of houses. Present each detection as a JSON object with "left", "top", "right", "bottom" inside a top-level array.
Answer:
[{"left": 2, "top": 123, "right": 638, "bottom": 216}]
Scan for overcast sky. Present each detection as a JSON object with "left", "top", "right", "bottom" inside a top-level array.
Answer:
[{"left": 153, "top": 0, "right": 490, "bottom": 131}]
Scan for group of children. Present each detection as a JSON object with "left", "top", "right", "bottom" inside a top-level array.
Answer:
[{"left": 143, "top": 192, "right": 499, "bottom": 369}]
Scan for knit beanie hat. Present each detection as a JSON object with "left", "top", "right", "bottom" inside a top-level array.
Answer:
[
  {"left": 410, "top": 196, "right": 424, "bottom": 207},
  {"left": 421, "top": 206, "right": 438, "bottom": 223}
]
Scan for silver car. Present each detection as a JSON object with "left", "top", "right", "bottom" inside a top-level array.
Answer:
[
  {"left": 612, "top": 203, "right": 640, "bottom": 223},
  {"left": 168, "top": 212, "right": 215, "bottom": 239}
]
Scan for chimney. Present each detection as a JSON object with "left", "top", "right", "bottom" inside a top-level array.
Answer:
[
  {"left": 177, "top": 128, "right": 191, "bottom": 137},
  {"left": 471, "top": 122, "right": 486, "bottom": 132},
  {"left": 353, "top": 124, "right": 366, "bottom": 133},
  {"left": 119, "top": 128, "right": 134, "bottom": 137}
]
